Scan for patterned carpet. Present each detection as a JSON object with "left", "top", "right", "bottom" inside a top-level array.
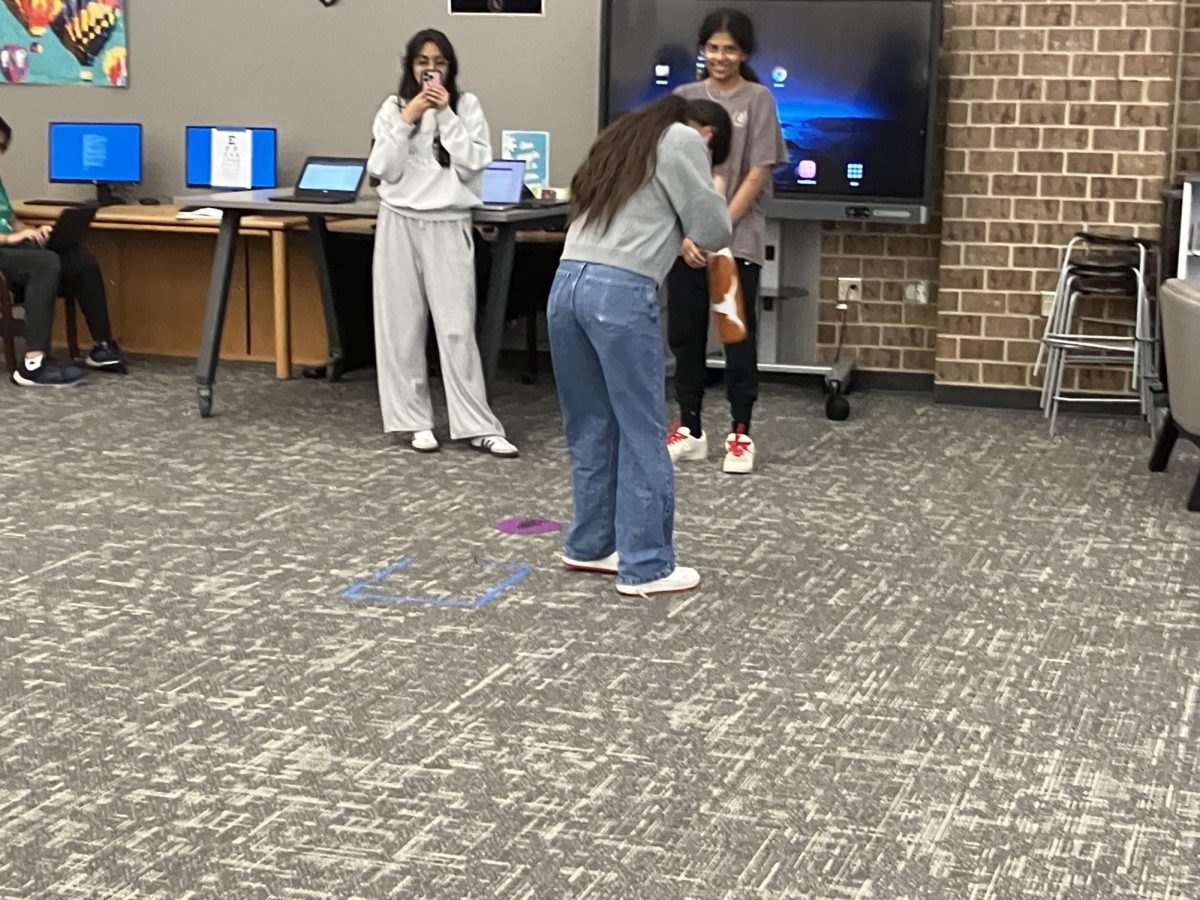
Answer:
[{"left": 1, "top": 358, "right": 1198, "bottom": 899}]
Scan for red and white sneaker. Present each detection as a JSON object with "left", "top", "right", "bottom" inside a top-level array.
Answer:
[
  {"left": 722, "top": 427, "right": 755, "bottom": 474},
  {"left": 666, "top": 421, "right": 707, "bottom": 463}
]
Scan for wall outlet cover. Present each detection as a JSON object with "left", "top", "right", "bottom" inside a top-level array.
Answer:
[{"left": 903, "top": 280, "right": 929, "bottom": 304}]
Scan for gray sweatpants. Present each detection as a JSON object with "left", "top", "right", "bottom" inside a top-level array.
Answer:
[{"left": 372, "top": 207, "right": 504, "bottom": 440}]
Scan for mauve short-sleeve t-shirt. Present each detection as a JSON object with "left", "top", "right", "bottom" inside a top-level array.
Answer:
[{"left": 675, "top": 79, "right": 787, "bottom": 265}]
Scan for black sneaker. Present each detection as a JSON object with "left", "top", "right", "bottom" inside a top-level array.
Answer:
[
  {"left": 86, "top": 340, "right": 128, "bottom": 374},
  {"left": 12, "top": 356, "right": 87, "bottom": 387}
]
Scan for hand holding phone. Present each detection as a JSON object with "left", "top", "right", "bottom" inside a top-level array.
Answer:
[
  {"left": 401, "top": 92, "right": 432, "bottom": 124},
  {"left": 421, "top": 70, "right": 450, "bottom": 110}
]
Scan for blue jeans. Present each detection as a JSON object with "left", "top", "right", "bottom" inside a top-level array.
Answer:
[{"left": 548, "top": 260, "right": 675, "bottom": 586}]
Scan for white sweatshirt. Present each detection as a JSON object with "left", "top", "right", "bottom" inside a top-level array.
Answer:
[{"left": 367, "top": 92, "right": 492, "bottom": 220}]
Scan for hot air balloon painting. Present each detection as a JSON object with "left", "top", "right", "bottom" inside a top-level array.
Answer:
[
  {"left": 0, "top": 42, "right": 29, "bottom": 81},
  {"left": 0, "top": 0, "right": 125, "bottom": 86},
  {"left": 1, "top": 0, "right": 62, "bottom": 37},
  {"left": 101, "top": 42, "right": 123, "bottom": 85}
]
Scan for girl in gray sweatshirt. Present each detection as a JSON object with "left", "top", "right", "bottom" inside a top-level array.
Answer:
[{"left": 550, "top": 95, "right": 733, "bottom": 597}]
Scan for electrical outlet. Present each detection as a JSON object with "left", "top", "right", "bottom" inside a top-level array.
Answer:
[
  {"left": 837, "top": 277, "right": 862, "bottom": 302},
  {"left": 1040, "top": 291, "right": 1056, "bottom": 317},
  {"left": 903, "top": 280, "right": 929, "bottom": 304}
]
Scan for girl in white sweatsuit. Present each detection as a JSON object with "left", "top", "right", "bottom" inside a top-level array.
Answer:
[{"left": 367, "top": 28, "right": 517, "bottom": 457}]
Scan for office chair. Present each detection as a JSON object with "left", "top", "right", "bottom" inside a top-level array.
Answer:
[{"left": 1149, "top": 278, "right": 1200, "bottom": 512}]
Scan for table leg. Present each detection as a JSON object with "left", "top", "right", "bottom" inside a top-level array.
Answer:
[
  {"left": 195, "top": 211, "right": 243, "bottom": 418},
  {"left": 271, "top": 230, "right": 291, "bottom": 380},
  {"left": 479, "top": 224, "right": 517, "bottom": 392},
  {"left": 308, "top": 214, "right": 344, "bottom": 382}
]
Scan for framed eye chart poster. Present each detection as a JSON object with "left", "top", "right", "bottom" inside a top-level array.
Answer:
[{"left": 450, "top": 0, "right": 543, "bottom": 13}]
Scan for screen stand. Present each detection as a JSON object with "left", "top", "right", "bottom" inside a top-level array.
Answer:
[
  {"left": 704, "top": 219, "right": 856, "bottom": 419},
  {"left": 94, "top": 182, "right": 123, "bottom": 207}
]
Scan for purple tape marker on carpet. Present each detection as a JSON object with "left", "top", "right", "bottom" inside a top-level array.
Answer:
[{"left": 495, "top": 516, "right": 562, "bottom": 536}]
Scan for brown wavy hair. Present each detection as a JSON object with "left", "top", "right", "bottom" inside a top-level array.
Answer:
[{"left": 571, "top": 96, "right": 731, "bottom": 234}]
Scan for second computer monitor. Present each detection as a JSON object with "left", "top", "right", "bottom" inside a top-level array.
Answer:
[{"left": 185, "top": 126, "right": 277, "bottom": 190}]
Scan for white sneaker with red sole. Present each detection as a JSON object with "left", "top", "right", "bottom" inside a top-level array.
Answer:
[
  {"left": 723, "top": 427, "right": 755, "bottom": 474},
  {"left": 667, "top": 422, "right": 707, "bottom": 463}
]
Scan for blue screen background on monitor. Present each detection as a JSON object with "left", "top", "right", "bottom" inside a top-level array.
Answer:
[
  {"left": 185, "top": 127, "right": 278, "bottom": 189},
  {"left": 49, "top": 122, "right": 141, "bottom": 183}
]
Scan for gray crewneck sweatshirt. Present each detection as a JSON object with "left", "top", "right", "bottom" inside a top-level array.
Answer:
[
  {"left": 561, "top": 123, "right": 733, "bottom": 285},
  {"left": 367, "top": 93, "right": 491, "bottom": 220}
]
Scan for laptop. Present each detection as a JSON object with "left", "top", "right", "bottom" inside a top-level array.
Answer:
[
  {"left": 268, "top": 156, "right": 366, "bottom": 204},
  {"left": 480, "top": 159, "right": 563, "bottom": 210},
  {"left": 44, "top": 204, "right": 98, "bottom": 252},
  {"left": 481, "top": 159, "right": 527, "bottom": 209}
]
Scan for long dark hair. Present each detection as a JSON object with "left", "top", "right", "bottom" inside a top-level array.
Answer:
[
  {"left": 683, "top": 99, "right": 732, "bottom": 170},
  {"left": 398, "top": 29, "right": 461, "bottom": 167},
  {"left": 698, "top": 8, "right": 760, "bottom": 84},
  {"left": 571, "top": 96, "right": 731, "bottom": 233}
]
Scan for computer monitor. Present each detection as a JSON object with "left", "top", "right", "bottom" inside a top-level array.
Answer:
[
  {"left": 185, "top": 126, "right": 278, "bottom": 190},
  {"left": 48, "top": 122, "right": 142, "bottom": 206}
]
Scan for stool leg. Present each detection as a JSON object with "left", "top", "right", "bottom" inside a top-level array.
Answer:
[{"left": 1189, "top": 469, "right": 1200, "bottom": 512}]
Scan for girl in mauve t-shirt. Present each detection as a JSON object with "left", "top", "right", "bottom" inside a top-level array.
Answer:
[{"left": 668, "top": 7, "right": 787, "bottom": 476}]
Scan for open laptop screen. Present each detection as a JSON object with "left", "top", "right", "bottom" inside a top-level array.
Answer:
[
  {"left": 482, "top": 159, "right": 526, "bottom": 204},
  {"left": 298, "top": 160, "right": 364, "bottom": 192}
]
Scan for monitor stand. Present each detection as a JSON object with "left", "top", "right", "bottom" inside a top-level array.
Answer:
[
  {"left": 25, "top": 182, "right": 128, "bottom": 207},
  {"left": 702, "top": 219, "right": 855, "bottom": 419},
  {"left": 94, "top": 182, "right": 124, "bottom": 207}
]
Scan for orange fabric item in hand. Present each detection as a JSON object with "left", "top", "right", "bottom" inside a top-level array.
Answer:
[{"left": 707, "top": 248, "right": 748, "bottom": 344}]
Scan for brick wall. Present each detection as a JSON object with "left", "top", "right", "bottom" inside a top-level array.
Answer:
[
  {"left": 817, "top": 0, "right": 1186, "bottom": 392},
  {"left": 1177, "top": 0, "right": 1200, "bottom": 176},
  {"left": 816, "top": 221, "right": 941, "bottom": 372},
  {"left": 936, "top": 0, "right": 1179, "bottom": 391}
]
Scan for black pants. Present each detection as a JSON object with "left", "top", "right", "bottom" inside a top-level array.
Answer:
[
  {"left": 0, "top": 242, "right": 111, "bottom": 354},
  {"left": 666, "top": 256, "right": 760, "bottom": 433}
]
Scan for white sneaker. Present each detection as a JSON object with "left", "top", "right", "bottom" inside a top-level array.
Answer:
[
  {"left": 411, "top": 430, "right": 439, "bottom": 452},
  {"left": 616, "top": 565, "right": 700, "bottom": 597},
  {"left": 666, "top": 423, "right": 707, "bottom": 463},
  {"left": 562, "top": 552, "right": 619, "bottom": 574},
  {"left": 722, "top": 429, "right": 755, "bottom": 474},
  {"left": 471, "top": 435, "right": 519, "bottom": 458}
]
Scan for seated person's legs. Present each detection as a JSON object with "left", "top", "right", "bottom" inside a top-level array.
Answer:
[
  {"left": 0, "top": 245, "right": 84, "bottom": 386},
  {"left": 56, "top": 243, "right": 126, "bottom": 373}
]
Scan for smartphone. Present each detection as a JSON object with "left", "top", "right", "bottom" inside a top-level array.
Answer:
[{"left": 421, "top": 70, "right": 443, "bottom": 89}]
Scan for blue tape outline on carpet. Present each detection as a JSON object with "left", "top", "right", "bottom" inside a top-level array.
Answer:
[{"left": 343, "top": 558, "right": 533, "bottom": 609}]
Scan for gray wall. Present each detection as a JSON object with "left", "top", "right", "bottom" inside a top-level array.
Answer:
[{"left": 0, "top": 0, "right": 602, "bottom": 199}]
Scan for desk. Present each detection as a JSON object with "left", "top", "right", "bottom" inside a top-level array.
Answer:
[
  {"left": 14, "top": 202, "right": 302, "bottom": 375},
  {"left": 176, "top": 189, "right": 568, "bottom": 418}
]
